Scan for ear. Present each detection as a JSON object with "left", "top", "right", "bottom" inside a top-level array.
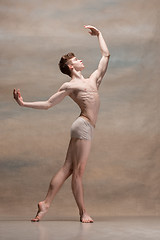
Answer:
[{"left": 68, "top": 64, "right": 73, "bottom": 70}]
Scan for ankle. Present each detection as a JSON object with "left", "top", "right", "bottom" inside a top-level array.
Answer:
[
  {"left": 41, "top": 201, "right": 50, "bottom": 209},
  {"left": 79, "top": 209, "right": 86, "bottom": 216}
]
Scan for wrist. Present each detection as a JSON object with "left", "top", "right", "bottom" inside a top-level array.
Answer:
[
  {"left": 20, "top": 101, "right": 24, "bottom": 107},
  {"left": 97, "top": 30, "right": 101, "bottom": 37}
]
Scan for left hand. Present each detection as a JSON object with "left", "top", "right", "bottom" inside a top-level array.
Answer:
[{"left": 84, "top": 25, "right": 100, "bottom": 36}]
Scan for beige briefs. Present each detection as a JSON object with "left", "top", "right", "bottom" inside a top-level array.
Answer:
[{"left": 71, "top": 117, "right": 94, "bottom": 140}]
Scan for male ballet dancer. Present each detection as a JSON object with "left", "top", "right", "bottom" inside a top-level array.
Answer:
[{"left": 13, "top": 25, "right": 110, "bottom": 223}]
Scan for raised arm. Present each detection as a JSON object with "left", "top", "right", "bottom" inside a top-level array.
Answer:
[
  {"left": 84, "top": 25, "right": 110, "bottom": 88},
  {"left": 13, "top": 83, "right": 71, "bottom": 110}
]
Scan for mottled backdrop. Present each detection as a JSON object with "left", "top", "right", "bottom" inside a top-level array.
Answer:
[{"left": 0, "top": 0, "right": 160, "bottom": 220}]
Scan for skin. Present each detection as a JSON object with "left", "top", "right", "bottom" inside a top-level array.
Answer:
[{"left": 13, "top": 25, "right": 110, "bottom": 223}]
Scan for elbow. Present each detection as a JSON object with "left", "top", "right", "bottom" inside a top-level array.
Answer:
[
  {"left": 45, "top": 105, "right": 51, "bottom": 110},
  {"left": 104, "top": 53, "right": 110, "bottom": 58},
  {"left": 45, "top": 101, "right": 52, "bottom": 110}
]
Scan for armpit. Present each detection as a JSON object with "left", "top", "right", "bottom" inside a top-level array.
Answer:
[{"left": 59, "top": 82, "right": 71, "bottom": 91}]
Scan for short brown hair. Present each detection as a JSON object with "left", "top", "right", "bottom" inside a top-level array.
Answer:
[{"left": 58, "top": 52, "right": 75, "bottom": 77}]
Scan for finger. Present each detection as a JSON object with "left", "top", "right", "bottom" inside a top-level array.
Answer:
[
  {"left": 17, "top": 90, "right": 20, "bottom": 97},
  {"left": 84, "top": 25, "right": 93, "bottom": 28},
  {"left": 84, "top": 26, "right": 93, "bottom": 35},
  {"left": 17, "top": 89, "right": 21, "bottom": 97},
  {"left": 13, "top": 89, "right": 17, "bottom": 98},
  {"left": 84, "top": 26, "right": 92, "bottom": 31}
]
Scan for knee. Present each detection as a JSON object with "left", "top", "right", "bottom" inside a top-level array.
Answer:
[
  {"left": 63, "top": 165, "right": 73, "bottom": 176},
  {"left": 72, "top": 166, "right": 84, "bottom": 179}
]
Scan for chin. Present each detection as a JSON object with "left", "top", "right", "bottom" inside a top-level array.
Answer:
[
  {"left": 81, "top": 65, "right": 85, "bottom": 70},
  {"left": 76, "top": 65, "right": 84, "bottom": 71}
]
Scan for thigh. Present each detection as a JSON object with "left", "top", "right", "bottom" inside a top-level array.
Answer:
[
  {"left": 63, "top": 139, "right": 73, "bottom": 171},
  {"left": 71, "top": 138, "right": 92, "bottom": 171}
]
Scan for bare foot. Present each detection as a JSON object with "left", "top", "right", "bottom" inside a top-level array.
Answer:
[
  {"left": 31, "top": 201, "right": 49, "bottom": 222},
  {"left": 80, "top": 213, "right": 94, "bottom": 223}
]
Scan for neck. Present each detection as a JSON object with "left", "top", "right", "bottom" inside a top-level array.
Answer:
[{"left": 71, "top": 70, "right": 84, "bottom": 81}]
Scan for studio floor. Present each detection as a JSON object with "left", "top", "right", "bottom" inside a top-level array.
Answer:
[{"left": 0, "top": 217, "right": 160, "bottom": 240}]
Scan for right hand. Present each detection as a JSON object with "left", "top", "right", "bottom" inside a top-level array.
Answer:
[{"left": 13, "top": 88, "right": 24, "bottom": 106}]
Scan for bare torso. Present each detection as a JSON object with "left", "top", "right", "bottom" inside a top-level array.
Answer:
[{"left": 68, "top": 77, "right": 100, "bottom": 127}]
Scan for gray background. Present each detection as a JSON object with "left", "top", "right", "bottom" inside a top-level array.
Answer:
[{"left": 0, "top": 0, "right": 160, "bottom": 220}]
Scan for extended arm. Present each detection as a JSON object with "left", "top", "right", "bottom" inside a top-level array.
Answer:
[
  {"left": 84, "top": 25, "right": 110, "bottom": 88},
  {"left": 13, "top": 83, "right": 70, "bottom": 110}
]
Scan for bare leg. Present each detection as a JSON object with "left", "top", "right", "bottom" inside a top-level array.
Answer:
[
  {"left": 31, "top": 138, "right": 93, "bottom": 223},
  {"left": 71, "top": 138, "right": 93, "bottom": 223},
  {"left": 31, "top": 140, "right": 73, "bottom": 222}
]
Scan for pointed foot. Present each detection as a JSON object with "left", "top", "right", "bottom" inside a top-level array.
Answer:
[{"left": 31, "top": 201, "right": 49, "bottom": 222}]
